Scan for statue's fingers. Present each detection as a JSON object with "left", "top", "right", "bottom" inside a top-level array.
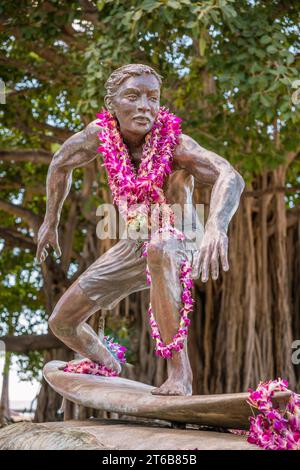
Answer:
[
  {"left": 210, "top": 244, "right": 220, "bottom": 280},
  {"left": 41, "top": 248, "right": 48, "bottom": 262},
  {"left": 220, "top": 237, "right": 229, "bottom": 271},
  {"left": 191, "top": 251, "right": 201, "bottom": 278},
  {"left": 201, "top": 249, "right": 212, "bottom": 283},
  {"left": 36, "top": 242, "right": 45, "bottom": 263},
  {"left": 201, "top": 258, "right": 209, "bottom": 282},
  {"left": 54, "top": 241, "right": 62, "bottom": 257},
  {"left": 190, "top": 250, "right": 200, "bottom": 278},
  {"left": 197, "top": 247, "right": 206, "bottom": 274},
  {"left": 37, "top": 226, "right": 45, "bottom": 239}
]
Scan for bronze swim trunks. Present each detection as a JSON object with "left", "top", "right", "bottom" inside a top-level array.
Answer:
[{"left": 77, "top": 236, "right": 199, "bottom": 310}]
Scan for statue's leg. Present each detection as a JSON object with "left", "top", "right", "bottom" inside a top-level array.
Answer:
[
  {"left": 147, "top": 235, "right": 194, "bottom": 396},
  {"left": 48, "top": 279, "right": 123, "bottom": 372},
  {"left": 48, "top": 239, "right": 148, "bottom": 374}
]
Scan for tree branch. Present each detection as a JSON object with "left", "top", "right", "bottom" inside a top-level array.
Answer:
[
  {"left": 28, "top": 119, "right": 73, "bottom": 141},
  {"left": 0, "top": 228, "right": 36, "bottom": 251},
  {"left": 10, "top": 122, "right": 67, "bottom": 145},
  {"left": 0, "top": 200, "right": 42, "bottom": 234},
  {"left": 286, "top": 144, "right": 300, "bottom": 166},
  {"left": 0, "top": 333, "right": 67, "bottom": 353},
  {"left": 0, "top": 23, "right": 66, "bottom": 67},
  {"left": 0, "top": 55, "right": 53, "bottom": 82},
  {"left": 0, "top": 149, "right": 51, "bottom": 164},
  {"left": 244, "top": 185, "right": 300, "bottom": 198}
]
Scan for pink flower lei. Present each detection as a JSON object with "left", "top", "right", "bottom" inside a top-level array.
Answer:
[
  {"left": 95, "top": 106, "right": 195, "bottom": 361},
  {"left": 96, "top": 106, "right": 180, "bottom": 226},
  {"left": 63, "top": 336, "right": 127, "bottom": 378},
  {"left": 247, "top": 378, "right": 300, "bottom": 450}
]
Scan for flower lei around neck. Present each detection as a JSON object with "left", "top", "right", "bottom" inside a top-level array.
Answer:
[{"left": 63, "top": 106, "right": 194, "bottom": 378}]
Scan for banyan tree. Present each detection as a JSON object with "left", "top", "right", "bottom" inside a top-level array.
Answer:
[{"left": 0, "top": 0, "right": 299, "bottom": 423}]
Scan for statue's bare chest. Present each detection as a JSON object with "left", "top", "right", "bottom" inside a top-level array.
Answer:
[{"left": 130, "top": 154, "right": 194, "bottom": 205}]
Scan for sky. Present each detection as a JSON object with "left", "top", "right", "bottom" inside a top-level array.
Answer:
[{"left": 0, "top": 354, "right": 40, "bottom": 409}]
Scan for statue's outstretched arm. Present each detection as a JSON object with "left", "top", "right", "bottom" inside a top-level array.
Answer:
[
  {"left": 36, "top": 120, "right": 100, "bottom": 263},
  {"left": 174, "top": 133, "right": 245, "bottom": 282}
]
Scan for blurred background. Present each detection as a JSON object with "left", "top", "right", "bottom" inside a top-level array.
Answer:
[{"left": 0, "top": 0, "right": 299, "bottom": 425}]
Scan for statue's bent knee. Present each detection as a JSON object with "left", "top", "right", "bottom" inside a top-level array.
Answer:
[{"left": 48, "top": 311, "right": 77, "bottom": 339}]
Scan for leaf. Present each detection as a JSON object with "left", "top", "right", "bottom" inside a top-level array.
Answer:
[
  {"left": 132, "top": 10, "right": 143, "bottom": 21},
  {"left": 140, "top": 0, "right": 161, "bottom": 12},
  {"left": 221, "top": 4, "right": 237, "bottom": 18},
  {"left": 266, "top": 45, "right": 277, "bottom": 54},
  {"left": 186, "top": 20, "right": 197, "bottom": 28},
  {"left": 260, "top": 35, "right": 271, "bottom": 45},
  {"left": 276, "top": 65, "right": 286, "bottom": 75},
  {"left": 260, "top": 94, "right": 272, "bottom": 107},
  {"left": 50, "top": 143, "right": 61, "bottom": 153},
  {"left": 255, "top": 49, "right": 265, "bottom": 59},
  {"left": 167, "top": 0, "right": 182, "bottom": 9},
  {"left": 28, "top": 52, "right": 43, "bottom": 62},
  {"left": 96, "top": 0, "right": 106, "bottom": 11},
  {"left": 279, "top": 77, "right": 291, "bottom": 85},
  {"left": 286, "top": 53, "right": 295, "bottom": 65}
]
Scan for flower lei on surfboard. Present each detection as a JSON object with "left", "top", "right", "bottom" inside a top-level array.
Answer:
[
  {"left": 63, "top": 106, "right": 194, "bottom": 378},
  {"left": 246, "top": 378, "right": 300, "bottom": 450},
  {"left": 63, "top": 336, "right": 127, "bottom": 377},
  {"left": 228, "top": 378, "right": 300, "bottom": 450}
]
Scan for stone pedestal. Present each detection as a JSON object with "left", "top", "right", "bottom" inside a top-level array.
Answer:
[{"left": 0, "top": 419, "right": 257, "bottom": 450}]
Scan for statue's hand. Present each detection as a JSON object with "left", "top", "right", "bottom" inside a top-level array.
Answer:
[
  {"left": 36, "top": 221, "right": 61, "bottom": 263},
  {"left": 191, "top": 226, "right": 229, "bottom": 282}
]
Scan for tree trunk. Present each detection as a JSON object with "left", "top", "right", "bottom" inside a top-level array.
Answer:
[{"left": 0, "top": 352, "right": 11, "bottom": 427}]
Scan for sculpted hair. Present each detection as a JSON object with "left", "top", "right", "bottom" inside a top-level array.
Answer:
[{"left": 104, "top": 63, "right": 163, "bottom": 113}]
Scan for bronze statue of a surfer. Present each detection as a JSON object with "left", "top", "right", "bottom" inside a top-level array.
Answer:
[{"left": 37, "top": 64, "right": 245, "bottom": 396}]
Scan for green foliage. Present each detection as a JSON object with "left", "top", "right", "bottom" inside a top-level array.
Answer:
[
  {"left": 0, "top": 246, "right": 46, "bottom": 378},
  {"left": 78, "top": 0, "right": 300, "bottom": 182},
  {"left": 15, "top": 351, "right": 44, "bottom": 382}
]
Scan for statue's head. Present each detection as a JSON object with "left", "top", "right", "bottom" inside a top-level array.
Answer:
[{"left": 104, "top": 64, "right": 163, "bottom": 138}]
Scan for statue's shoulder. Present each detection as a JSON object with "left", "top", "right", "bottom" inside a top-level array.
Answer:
[
  {"left": 176, "top": 133, "right": 189, "bottom": 147},
  {"left": 83, "top": 120, "right": 105, "bottom": 151},
  {"left": 85, "top": 119, "right": 102, "bottom": 137},
  {"left": 174, "top": 133, "right": 199, "bottom": 162}
]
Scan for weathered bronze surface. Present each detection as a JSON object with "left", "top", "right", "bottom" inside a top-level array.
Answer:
[
  {"left": 37, "top": 64, "right": 245, "bottom": 397},
  {"left": 42, "top": 360, "right": 290, "bottom": 432}
]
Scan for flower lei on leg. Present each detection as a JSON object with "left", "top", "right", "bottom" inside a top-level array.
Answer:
[{"left": 141, "top": 226, "right": 194, "bottom": 359}]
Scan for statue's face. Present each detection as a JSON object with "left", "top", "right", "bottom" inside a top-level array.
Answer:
[{"left": 109, "top": 73, "right": 160, "bottom": 137}]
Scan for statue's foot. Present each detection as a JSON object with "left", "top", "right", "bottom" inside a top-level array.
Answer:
[
  {"left": 98, "top": 346, "right": 122, "bottom": 375},
  {"left": 151, "top": 375, "right": 193, "bottom": 396},
  {"left": 58, "top": 352, "right": 121, "bottom": 375}
]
